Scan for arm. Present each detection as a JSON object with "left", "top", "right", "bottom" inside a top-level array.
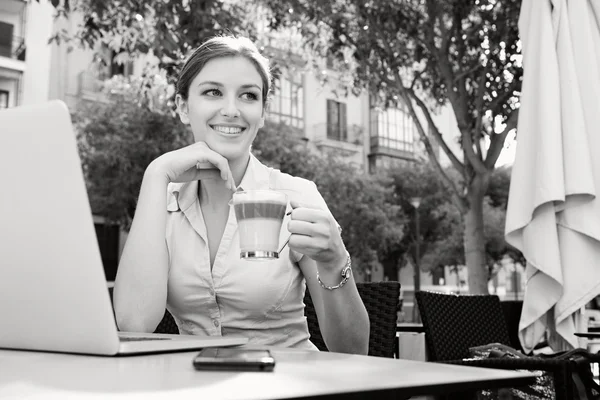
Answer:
[
  {"left": 300, "top": 255, "right": 370, "bottom": 355},
  {"left": 113, "top": 164, "right": 171, "bottom": 333},
  {"left": 288, "top": 197, "right": 369, "bottom": 355},
  {"left": 113, "top": 141, "right": 235, "bottom": 332}
]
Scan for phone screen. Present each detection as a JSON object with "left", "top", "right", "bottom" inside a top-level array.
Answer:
[{"left": 193, "top": 348, "right": 275, "bottom": 372}]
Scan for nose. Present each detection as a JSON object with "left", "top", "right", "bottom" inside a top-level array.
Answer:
[{"left": 220, "top": 97, "right": 240, "bottom": 118}]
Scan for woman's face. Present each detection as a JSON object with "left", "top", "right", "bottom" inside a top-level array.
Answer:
[{"left": 176, "top": 56, "right": 265, "bottom": 162}]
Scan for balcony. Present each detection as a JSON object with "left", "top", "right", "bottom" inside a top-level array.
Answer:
[
  {"left": 369, "top": 136, "right": 415, "bottom": 161},
  {"left": 0, "top": 35, "right": 26, "bottom": 61}
]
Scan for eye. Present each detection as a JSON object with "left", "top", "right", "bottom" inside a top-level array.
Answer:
[
  {"left": 240, "top": 92, "right": 259, "bottom": 101},
  {"left": 202, "top": 88, "right": 222, "bottom": 97}
]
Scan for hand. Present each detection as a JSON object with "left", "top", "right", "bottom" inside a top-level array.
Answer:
[
  {"left": 287, "top": 200, "right": 347, "bottom": 270},
  {"left": 148, "top": 141, "right": 235, "bottom": 189}
]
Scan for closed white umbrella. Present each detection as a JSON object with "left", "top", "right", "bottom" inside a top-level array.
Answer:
[{"left": 506, "top": 0, "right": 600, "bottom": 353}]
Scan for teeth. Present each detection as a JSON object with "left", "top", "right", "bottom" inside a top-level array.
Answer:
[{"left": 213, "top": 126, "right": 243, "bottom": 134}]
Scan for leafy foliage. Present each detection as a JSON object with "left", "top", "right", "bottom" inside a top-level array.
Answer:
[
  {"left": 43, "top": 0, "right": 257, "bottom": 79},
  {"left": 73, "top": 75, "right": 192, "bottom": 229},
  {"left": 389, "top": 165, "right": 524, "bottom": 278}
]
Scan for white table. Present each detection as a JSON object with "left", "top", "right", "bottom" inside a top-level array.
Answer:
[{"left": 0, "top": 347, "right": 535, "bottom": 399}]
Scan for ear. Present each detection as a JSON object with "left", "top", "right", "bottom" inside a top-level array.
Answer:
[{"left": 175, "top": 94, "right": 190, "bottom": 124}]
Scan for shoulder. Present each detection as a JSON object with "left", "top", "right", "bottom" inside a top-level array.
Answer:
[
  {"left": 268, "top": 168, "right": 330, "bottom": 211},
  {"left": 269, "top": 169, "right": 316, "bottom": 191}
]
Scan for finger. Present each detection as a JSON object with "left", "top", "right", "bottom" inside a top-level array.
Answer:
[
  {"left": 194, "top": 145, "right": 235, "bottom": 190},
  {"left": 195, "top": 168, "right": 222, "bottom": 181},
  {"left": 290, "top": 207, "right": 329, "bottom": 224},
  {"left": 288, "top": 220, "right": 327, "bottom": 237},
  {"left": 288, "top": 234, "right": 326, "bottom": 252},
  {"left": 289, "top": 199, "right": 322, "bottom": 210},
  {"left": 196, "top": 161, "right": 216, "bottom": 170}
]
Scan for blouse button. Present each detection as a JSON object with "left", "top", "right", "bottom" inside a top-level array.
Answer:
[{"left": 213, "top": 319, "right": 220, "bottom": 327}]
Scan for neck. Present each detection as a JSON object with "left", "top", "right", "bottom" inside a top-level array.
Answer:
[{"left": 198, "top": 153, "right": 251, "bottom": 207}]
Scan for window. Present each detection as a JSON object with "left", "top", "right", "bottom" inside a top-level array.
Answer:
[
  {"left": 0, "top": 22, "right": 13, "bottom": 58},
  {"left": 370, "top": 105, "right": 416, "bottom": 152},
  {"left": 268, "top": 73, "right": 304, "bottom": 129},
  {"left": 0, "top": 91, "right": 8, "bottom": 109},
  {"left": 432, "top": 267, "right": 446, "bottom": 286},
  {"left": 327, "top": 99, "right": 347, "bottom": 141},
  {"left": 110, "top": 50, "right": 134, "bottom": 77}
]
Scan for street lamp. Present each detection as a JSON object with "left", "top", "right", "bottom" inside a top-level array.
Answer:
[{"left": 410, "top": 197, "right": 421, "bottom": 323}]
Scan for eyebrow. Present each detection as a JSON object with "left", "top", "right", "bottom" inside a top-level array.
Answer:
[{"left": 197, "top": 81, "right": 262, "bottom": 91}]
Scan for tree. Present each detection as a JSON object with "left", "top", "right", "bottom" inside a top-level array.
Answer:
[
  {"left": 415, "top": 167, "right": 524, "bottom": 279},
  {"left": 263, "top": 0, "right": 523, "bottom": 293},
  {"left": 382, "top": 161, "right": 449, "bottom": 281},
  {"left": 73, "top": 75, "right": 191, "bottom": 229},
  {"left": 41, "top": 0, "right": 257, "bottom": 78}
]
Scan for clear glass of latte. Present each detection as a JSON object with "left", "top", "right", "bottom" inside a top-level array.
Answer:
[{"left": 232, "top": 190, "right": 288, "bottom": 260}]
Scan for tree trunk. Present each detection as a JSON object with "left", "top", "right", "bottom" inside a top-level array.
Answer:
[{"left": 463, "top": 173, "right": 490, "bottom": 294}]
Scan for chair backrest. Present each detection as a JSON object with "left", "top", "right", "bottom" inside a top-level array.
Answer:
[
  {"left": 500, "top": 300, "right": 525, "bottom": 353},
  {"left": 304, "top": 281, "right": 400, "bottom": 357},
  {"left": 415, "top": 290, "right": 512, "bottom": 361}
]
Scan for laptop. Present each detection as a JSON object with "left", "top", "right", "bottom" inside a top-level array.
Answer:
[{"left": 0, "top": 100, "right": 248, "bottom": 356}]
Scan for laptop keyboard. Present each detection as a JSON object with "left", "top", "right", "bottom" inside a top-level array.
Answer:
[{"left": 119, "top": 336, "right": 171, "bottom": 342}]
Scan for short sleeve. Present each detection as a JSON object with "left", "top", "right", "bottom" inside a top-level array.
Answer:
[{"left": 166, "top": 182, "right": 184, "bottom": 212}]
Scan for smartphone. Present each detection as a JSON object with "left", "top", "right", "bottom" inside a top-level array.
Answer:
[{"left": 192, "top": 347, "right": 275, "bottom": 372}]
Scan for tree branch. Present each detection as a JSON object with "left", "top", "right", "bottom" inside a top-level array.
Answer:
[
  {"left": 488, "top": 78, "right": 520, "bottom": 114},
  {"left": 407, "top": 86, "right": 464, "bottom": 173},
  {"left": 473, "top": 66, "right": 488, "bottom": 161},
  {"left": 404, "top": 88, "right": 468, "bottom": 213},
  {"left": 410, "top": 65, "right": 427, "bottom": 90},
  {"left": 484, "top": 109, "right": 519, "bottom": 169},
  {"left": 462, "top": 122, "right": 489, "bottom": 175},
  {"left": 475, "top": 135, "right": 483, "bottom": 160}
]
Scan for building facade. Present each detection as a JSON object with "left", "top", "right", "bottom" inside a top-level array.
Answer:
[{"left": 0, "top": 0, "right": 54, "bottom": 109}]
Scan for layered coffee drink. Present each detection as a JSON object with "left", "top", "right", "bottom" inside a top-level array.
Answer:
[{"left": 232, "top": 190, "right": 288, "bottom": 259}]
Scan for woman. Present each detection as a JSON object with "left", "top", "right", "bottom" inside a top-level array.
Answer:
[{"left": 113, "top": 35, "right": 369, "bottom": 354}]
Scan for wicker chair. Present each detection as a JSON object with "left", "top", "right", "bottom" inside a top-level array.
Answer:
[
  {"left": 500, "top": 300, "right": 526, "bottom": 353},
  {"left": 415, "top": 290, "right": 512, "bottom": 362},
  {"left": 304, "top": 281, "right": 400, "bottom": 358},
  {"left": 415, "top": 290, "right": 600, "bottom": 400}
]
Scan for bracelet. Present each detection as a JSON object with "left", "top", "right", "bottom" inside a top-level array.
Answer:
[{"left": 317, "top": 253, "right": 352, "bottom": 290}]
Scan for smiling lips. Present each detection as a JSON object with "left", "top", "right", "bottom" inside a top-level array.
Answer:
[{"left": 211, "top": 125, "right": 245, "bottom": 135}]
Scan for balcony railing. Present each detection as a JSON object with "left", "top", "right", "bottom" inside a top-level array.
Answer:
[
  {"left": 0, "top": 36, "right": 26, "bottom": 61},
  {"left": 369, "top": 136, "right": 415, "bottom": 160}
]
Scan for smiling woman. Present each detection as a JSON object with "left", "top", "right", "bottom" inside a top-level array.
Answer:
[{"left": 112, "top": 35, "right": 370, "bottom": 355}]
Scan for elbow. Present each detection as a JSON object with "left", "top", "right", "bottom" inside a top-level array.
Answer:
[
  {"left": 115, "top": 314, "right": 154, "bottom": 333},
  {"left": 114, "top": 305, "right": 161, "bottom": 333}
]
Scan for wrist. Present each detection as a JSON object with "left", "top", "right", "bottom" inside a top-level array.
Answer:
[
  {"left": 317, "top": 252, "right": 352, "bottom": 291},
  {"left": 316, "top": 249, "right": 348, "bottom": 273}
]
